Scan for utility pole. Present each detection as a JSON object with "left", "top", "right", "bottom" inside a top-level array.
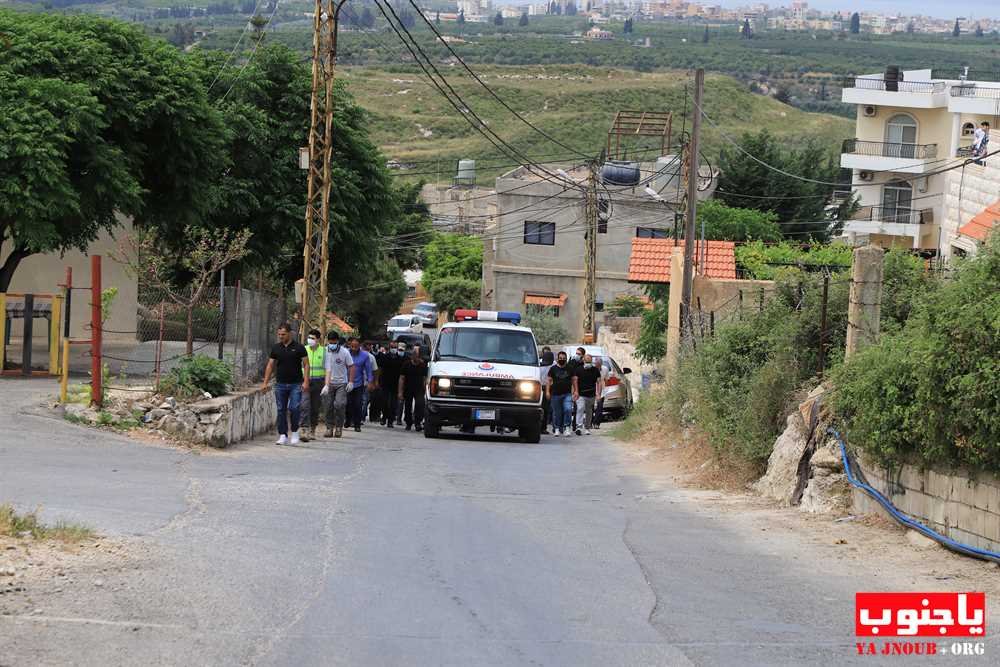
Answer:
[
  {"left": 681, "top": 68, "right": 704, "bottom": 337},
  {"left": 300, "top": 0, "right": 348, "bottom": 338},
  {"left": 583, "top": 162, "right": 599, "bottom": 342}
]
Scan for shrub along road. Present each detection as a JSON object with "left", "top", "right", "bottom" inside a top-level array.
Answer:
[{"left": 1, "top": 380, "right": 996, "bottom": 665}]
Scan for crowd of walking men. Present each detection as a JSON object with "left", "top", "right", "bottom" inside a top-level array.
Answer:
[{"left": 261, "top": 323, "right": 429, "bottom": 445}]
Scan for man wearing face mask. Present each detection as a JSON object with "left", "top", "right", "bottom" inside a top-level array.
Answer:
[
  {"left": 547, "top": 351, "right": 574, "bottom": 437},
  {"left": 571, "top": 353, "right": 603, "bottom": 436},
  {"left": 300, "top": 329, "right": 326, "bottom": 442},
  {"left": 538, "top": 347, "right": 555, "bottom": 434},
  {"left": 321, "top": 330, "right": 355, "bottom": 438},
  {"left": 346, "top": 337, "right": 373, "bottom": 433},
  {"left": 377, "top": 342, "right": 406, "bottom": 428}
]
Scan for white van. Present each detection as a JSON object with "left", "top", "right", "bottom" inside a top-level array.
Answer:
[
  {"left": 386, "top": 314, "right": 423, "bottom": 336},
  {"left": 424, "top": 310, "right": 544, "bottom": 443}
]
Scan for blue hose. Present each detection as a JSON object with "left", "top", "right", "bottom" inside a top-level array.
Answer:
[{"left": 830, "top": 427, "right": 1000, "bottom": 564}]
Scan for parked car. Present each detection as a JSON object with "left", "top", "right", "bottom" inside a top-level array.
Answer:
[
  {"left": 558, "top": 345, "right": 634, "bottom": 420},
  {"left": 386, "top": 314, "right": 423, "bottom": 336},
  {"left": 412, "top": 302, "right": 439, "bottom": 327},
  {"left": 390, "top": 332, "right": 433, "bottom": 361}
]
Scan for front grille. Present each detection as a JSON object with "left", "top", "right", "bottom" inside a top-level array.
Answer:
[{"left": 451, "top": 377, "right": 517, "bottom": 401}]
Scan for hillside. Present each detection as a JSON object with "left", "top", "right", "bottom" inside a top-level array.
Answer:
[{"left": 343, "top": 65, "right": 854, "bottom": 183}]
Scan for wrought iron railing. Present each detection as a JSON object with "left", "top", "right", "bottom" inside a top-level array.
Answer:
[
  {"left": 842, "top": 139, "right": 938, "bottom": 159},
  {"left": 863, "top": 207, "right": 933, "bottom": 225},
  {"left": 842, "top": 77, "right": 946, "bottom": 94},
  {"left": 930, "top": 68, "right": 1000, "bottom": 82},
  {"left": 950, "top": 84, "right": 1000, "bottom": 100}
]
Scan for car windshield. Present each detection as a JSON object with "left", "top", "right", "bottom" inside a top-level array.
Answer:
[
  {"left": 389, "top": 317, "right": 411, "bottom": 327},
  {"left": 436, "top": 327, "right": 538, "bottom": 366},
  {"left": 415, "top": 303, "right": 436, "bottom": 312}
]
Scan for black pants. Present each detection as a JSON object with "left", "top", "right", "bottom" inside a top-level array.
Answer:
[
  {"left": 368, "top": 387, "right": 383, "bottom": 423},
  {"left": 346, "top": 387, "right": 364, "bottom": 428},
  {"left": 593, "top": 397, "right": 604, "bottom": 426},
  {"left": 305, "top": 378, "right": 325, "bottom": 429},
  {"left": 403, "top": 391, "right": 424, "bottom": 427},
  {"left": 542, "top": 395, "right": 552, "bottom": 431},
  {"left": 383, "top": 390, "right": 399, "bottom": 426}
]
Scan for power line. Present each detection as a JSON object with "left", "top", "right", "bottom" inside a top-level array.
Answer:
[
  {"left": 206, "top": 0, "right": 267, "bottom": 93},
  {"left": 216, "top": 0, "right": 284, "bottom": 105}
]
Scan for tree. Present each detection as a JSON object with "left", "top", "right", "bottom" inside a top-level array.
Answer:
[
  {"left": 457, "top": 9, "right": 465, "bottom": 25},
  {"left": 953, "top": 18, "right": 961, "bottom": 37},
  {"left": 849, "top": 12, "right": 860, "bottom": 34},
  {"left": 607, "top": 294, "right": 645, "bottom": 317},
  {"left": 522, "top": 311, "right": 568, "bottom": 345},
  {"left": 635, "top": 285, "right": 668, "bottom": 364},
  {"left": 741, "top": 18, "right": 753, "bottom": 39},
  {"left": 694, "top": 200, "right": 782, "bottom": 242},
  {"left": 519, "top": 11, "right": 528, "bottom": 27},
  {"left": 702, "top": 26, "right": 709, "bottom": 44},
  {"left": 250, "top": 13, "right": 268, "bottom": 39},
  {"left": 429, "top": 278, "right": 481, "bottom": 318},
  {"left": 116, "top": 226, "right": 251, "bottom": 354},
  {"left": 494, "top": 11, "right": 504, "bottom": 27},
  {"left": 716, "top": 130, "right": 843, "bottom": 241},
  {"left": 0, "top": 11, "right": 225, "bottom": 292},
  {"left": 773, "top": 87, "right": 791, "bottom": 104},
  {"left": 421, "top": 233, "right": 482, "bottom": 293}
]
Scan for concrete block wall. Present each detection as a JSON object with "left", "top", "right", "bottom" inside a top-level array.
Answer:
[{"left": 852, "top": 455, "right": 1000, "bottom": 552}]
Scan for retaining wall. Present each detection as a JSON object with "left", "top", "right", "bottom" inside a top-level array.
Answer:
[{"left": 853, "top": 456, "right": 1000, "bottom": 552}]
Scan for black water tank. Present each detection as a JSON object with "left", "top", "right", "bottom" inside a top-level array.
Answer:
[
  {"left": 601, "top": 160, "right": 641, "bottom": 186},
  {"left": 885, "top": 65, "right": 900, "bottom": 91}
]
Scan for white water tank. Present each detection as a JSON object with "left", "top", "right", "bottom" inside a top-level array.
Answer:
[
  {"left": 456, "top": 159, "right": 476, "bottom": 184},
  {"left": 651, "top": 155, "right": 681, "bottom": 196}
]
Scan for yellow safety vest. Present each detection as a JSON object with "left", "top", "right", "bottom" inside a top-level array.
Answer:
[{"left": 306, "top": 345, "right": 326, "bottom": 379}]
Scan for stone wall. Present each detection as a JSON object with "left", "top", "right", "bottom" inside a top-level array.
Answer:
[
  {"left": 851, "top": 457, "right": 1000, "bottom": 553},
  {"left": 142, "top": 387, "right": 275, "bottom": 448}
]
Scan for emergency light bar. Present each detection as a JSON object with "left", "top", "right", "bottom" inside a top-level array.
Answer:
[{"left": 453, "top": 309, "right": 522, "bottom": 325}]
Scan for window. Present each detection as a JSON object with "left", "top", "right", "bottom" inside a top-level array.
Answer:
[
  {"left": 636, "top": 227, "right": 668, "bottom": 239},
  {"left": 881, "top": 179, "right": 913, "bottom": 224},
  {"left": 962, "top": 122, "right": 977, "bottom": 137},
  {"left": 885, "top": 113, "right": 917, "bottom": 158},
  {"left": 436, "top": 327, "right": 538, "bottom": 366},
  {"left": 524, "top": 220, "right": 555, "bottom": 245},
  {"left": 594, "top": 301, "right": 605, "bottom": 312},
  {"left": 526, "top": 303, "right": 560, "bottom": 318}
]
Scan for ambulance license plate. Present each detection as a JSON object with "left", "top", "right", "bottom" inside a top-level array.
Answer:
[{"left": 474, "top": 409, "right": 496, "bottom": 421}]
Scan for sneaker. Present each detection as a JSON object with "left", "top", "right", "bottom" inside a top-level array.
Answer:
[
  {"left": 583, "top": 428, "right": 591, "bottom": 436},
  {"left": 290, "top": 431, "right": 301, "bottom": 445},
  {"left": 334, "top": 426, "right": 342, "bottom": 438},
  {"left": 276, "top": 434, "right": 288, "bottom": 445},
  {"left": 575, "top": 428, "right": 582, "bottom": 436},
  {"left": 354, "top": 425, "right": 361, "bottom": 432},
  {"left": 386, "top": 422, "right": 394, "bottom": 428},
  {"left": 405, "top": 424, "right": 412, "bottom": 431},
  {"left": 323, "top": 428, "right": 333, "bottom": 438}
]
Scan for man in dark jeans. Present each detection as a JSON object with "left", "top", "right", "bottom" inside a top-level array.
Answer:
[
  {"left": 261, "top": 322, "right": 309, "bottom": 446},
  {"left": 398, "top": 345, "right": 428, "bottom": 431},
  {"left": 377, "top": 341, "right": 405, "bottom": 428}
]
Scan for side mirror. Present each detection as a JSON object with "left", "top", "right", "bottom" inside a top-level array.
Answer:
[{"left": 622, "top": 367, "right": 632, "bottom": 374}]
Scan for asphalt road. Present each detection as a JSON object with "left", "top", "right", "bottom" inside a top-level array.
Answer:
[{"left": 0, "top": 380, "right": 995, "bottom": 666}]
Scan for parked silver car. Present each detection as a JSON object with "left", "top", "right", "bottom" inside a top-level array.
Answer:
[
  {"left": 558, "top": 345, "right": 634, "bottom": 420},
  {"left": 412, "top": 301, "right": 439, "bottom": 327}
]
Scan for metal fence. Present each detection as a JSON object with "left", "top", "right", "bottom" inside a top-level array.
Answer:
[{"left": 68, "top": 282, "right": 286, "bottom": 393}]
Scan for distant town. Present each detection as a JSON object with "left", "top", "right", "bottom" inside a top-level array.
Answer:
[{"left": 444, "top": 1, "right": 999, "bottom": 35}]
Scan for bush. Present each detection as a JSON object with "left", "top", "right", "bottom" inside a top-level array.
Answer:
[
  {"left": 428, "top": 277, "right": 481, "bottom": 318},
  {"left": 832, "top": 239, "right": 1000, "bottom": 473},
  {"left": 635, "top": 298, "right": 668, "bottom": 364},
  {"left": 160, "top": 354, "right": 232, "bottom": 398},
  {"left": 607, "top": 294, "right": 645, "bottom": 317},
  {"left": 522, "top": 311, "right": 568, "bottom": 345}
]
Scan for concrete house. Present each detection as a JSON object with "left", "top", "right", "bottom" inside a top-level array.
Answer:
[
  {"left": 839, "top": 67, "right": 1000, "bottom": 255},
  {"left": 482, "top": 159, "right": 715, "bottom": 340}
]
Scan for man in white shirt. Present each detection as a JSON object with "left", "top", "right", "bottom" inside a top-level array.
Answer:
[{"left": 322, "top": 330, "right": 355, "bottom": 438}]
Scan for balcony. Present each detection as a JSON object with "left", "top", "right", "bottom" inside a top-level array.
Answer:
[
  {"left": 948, "top": 83, "right": 1000, "bottom": 114},
  {"left": 843, "top": 207, "right": 935, "bottom": 247},
  {"left": 841, "top": 76, "right": 948, "bottom": 108},
  {"left": 841, "top": 139, "right": 938, "bottom": 174}
]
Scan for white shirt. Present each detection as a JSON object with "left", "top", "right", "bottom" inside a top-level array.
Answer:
[
  {"left": 973, "top": 127, "right": 986, "bottom": 149},
  {"left": 323, "top": 345, "right": 354, "bottom": 385}
]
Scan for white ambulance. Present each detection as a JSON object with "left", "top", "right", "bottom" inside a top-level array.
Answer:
[{"left": 424, "top": 310, "right": 544, "bottom": 443}]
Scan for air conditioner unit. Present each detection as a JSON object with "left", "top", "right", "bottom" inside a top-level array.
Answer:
[
  {"left": 863, "top": 105, "right": 878, "bottom": 117},
  {"left": 858, "top": 170, "right": 874, "bottom": 181}
]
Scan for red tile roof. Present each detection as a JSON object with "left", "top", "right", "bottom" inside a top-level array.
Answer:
[
  {"left": 959, "top": 199, "right": 1000, "bottom": 243},
  {"left": 628, "top": 238, "right": 737, "bottom": 283},
  {"left": 326, "top": 312, "right": 355, "bottom": 334}
]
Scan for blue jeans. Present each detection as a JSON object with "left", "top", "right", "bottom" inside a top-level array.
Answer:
[
  {"left": 551, "top": 393, "right": 573, "bottom": 431},
  {"left": 274, "top": 383, "right": 302, "bottom": 435}
]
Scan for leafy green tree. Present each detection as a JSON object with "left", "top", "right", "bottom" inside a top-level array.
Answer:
[
  {"left": 334, "top": 257, "right": 408, "bottom": 337},
  {"left": 519, "top": 11, "right": 529, "bottom": 27},
  {"left": 952, "top": 18, "right": 961, "bottom": 37},
  {"left": 741, "top": 19, "right": 752, "bottom": 39},
  {"left": 607, "top": 294, "right": 646, "bottom": 317},
  {"left": 635, "top": 285, "right": 668, "bottom": 365},
  {"left": 849, "top": 12, "right": 860, "bottom": 34},
  {"left": 421, "top": 233, "right": 483, "bottom": 293},
  {"left": 429, "top": 277, "right": 481, "bottom": 318},
  {"left": 522, "top": 311, "right": 568, "bottom": 345},
  {"left": 494, "top": 12, "right": 504, "bottom": 27},
  {"left": 694, "top": 200, "right": 782, "bottom": 242},
  {"left": 716, "top": 130, "right": 843, "bottom": 241},
  {"left": 0, "top": 10, "right": 225, "bottom": 292}
]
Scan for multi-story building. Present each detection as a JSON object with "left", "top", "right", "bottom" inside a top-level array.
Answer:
[
  {"left": 482, "top": 159, "right": 715, "bottom": 340},
  {"left": 839, "top": 67, "right": 1000, "bottom": 255}
]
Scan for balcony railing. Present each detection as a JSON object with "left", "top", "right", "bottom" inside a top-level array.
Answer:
[
  {"left": 863, "top": 207, "right": 933, "bottom": 225},
  {"left": 931, "top": 68, "right": 1000, "bottom": 82},
  {"left": 842, "top": 139, "right": 938, "bottom": 160},
  {"left": 950, "top": 83, "right": 1000, "bottom": 100},
  {"left": 842, "top": 77, "right": 946, "bottom": 94}
]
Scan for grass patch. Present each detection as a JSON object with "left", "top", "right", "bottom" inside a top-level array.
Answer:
[{"left": 0, "top": 504, "right": 95, "bottom": 543}]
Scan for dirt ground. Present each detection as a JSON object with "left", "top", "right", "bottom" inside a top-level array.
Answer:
[{"left": 615, "top": 427, "right": 1000, "bottom": 607}]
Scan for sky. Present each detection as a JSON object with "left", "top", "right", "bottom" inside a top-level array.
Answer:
[{"left": 717, "top": 2, "right": 1000, "bottom": 21}]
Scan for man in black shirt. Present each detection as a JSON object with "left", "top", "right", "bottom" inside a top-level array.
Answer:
[
  {"left": 261, "top": 322, "right": 309, "bottom": 445},
  {"left": 547, "top": 351, "right": 574, "bottom": 437},
  {"left": 572, "top": 353, "right": 603, "bottom": 436},
  {"left": 397, "top": 346, "right": 428, "bottom": 431},
  {"left": 377, "top": 341, "right": 406, "bottom": 428}
]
